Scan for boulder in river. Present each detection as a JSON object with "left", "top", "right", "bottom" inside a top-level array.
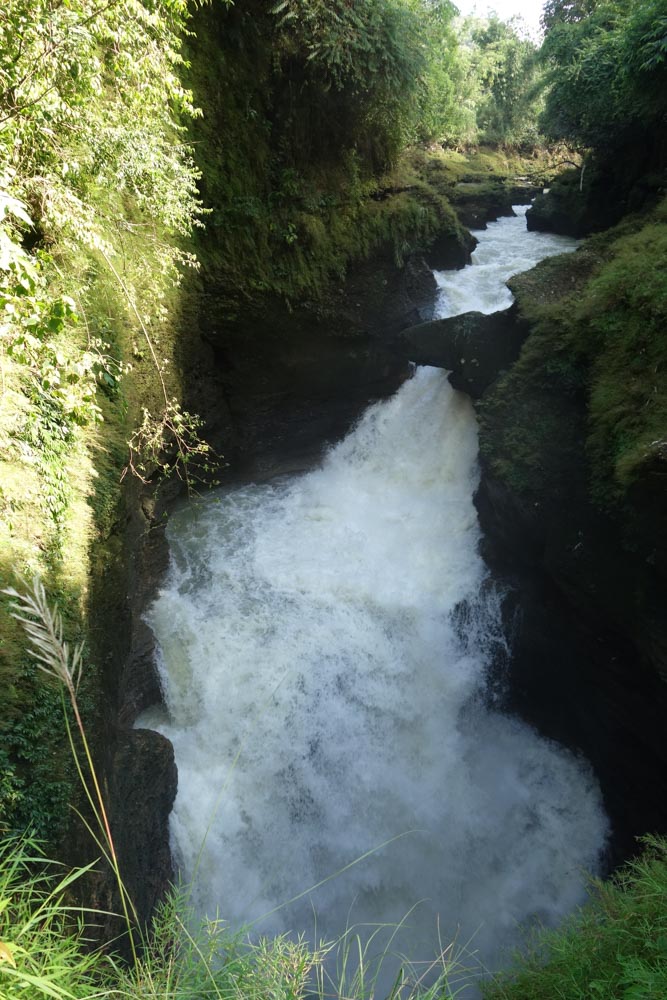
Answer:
[{"left": 393, "top": 306, "right": 526, "bottom": 399}]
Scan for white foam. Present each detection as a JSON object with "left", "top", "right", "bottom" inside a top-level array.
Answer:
[
  {"left": 434, "top": 205, "right": 577, "bottom": 318},
  {"left": 143, "top": 214, "right": 605, "bottom": 993}
]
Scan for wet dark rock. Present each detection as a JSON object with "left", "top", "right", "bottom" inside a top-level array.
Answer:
[
  {"left": 393, "top": 306, "right": 526, "bottom": 398},
  {"left": 449, "top": 181, "right": 542, "bottom": 231},
  {"left": 426, "top": 228, "right": 477, "bottom": 270},
  {"left": 402, "top": 256, "right": 439, "bottom": 322},
  {"left": 526, "top": 152, "right": 665, "bottom": 238},
  {"left": 475, "top": 240, "right": 667, "bottom": 866},
  {"left": 180, "top": 251, "right": 447, "bottom": 469},
  {"left": 526, "top": 191, "right": 587, "bottom": 237},
  {"left": 476, "top": 465, "right": 667, "bottom": 867},
  {"left": 112, "top": 729, "right": 177, "bottom": 926},
  {"left": 82, "top": 465, "right": 178, "bottom": 933}
]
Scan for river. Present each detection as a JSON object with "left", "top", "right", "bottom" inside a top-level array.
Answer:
[{"left": 141, "top": 206, "right": 609, "bottom": 994}]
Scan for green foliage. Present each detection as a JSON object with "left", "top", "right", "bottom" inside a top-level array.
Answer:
[
  {"left": 473, "top": 20, "right": 543, "bottom": 147},
  {"left": 0, "top": 672, "right": 73, "bottom": 843},
  {"left": 541, "top": 0, "right": 599, "bottom": 32},
  {"left": 0, "top": 571, "right": 99, "bottom": 844},
  {"left": 0, "top": 0, "right": 210, "bottom": 844},
  {"left": 0, "top": 0, "right": 201, "bottom": 247},
  {"left": 454, "top": 15, "right": 545, "bottom": 149},
  {"left": 407, "top": 0, "right": 473, "bottom": 146},
  {"left": 184, "top": 3, "right": 473, "bottom": 308},
  {"left": 0, "top": 837, "right": 101, "bottom": 999},
  {"left": 483, "top": 837, "right": 667, "bottom": 1000},
  {"left": 0, "top": 0, "right": 212, "bottom": 557},
  {"left": 539, "top": 0, "right": 667, "bottom": 152},
  {"left": 269, "top": 0, "right": 426, "bottom": 172},
  {"left": 578, "top": 216, "right": 667, "bottom": 497}
]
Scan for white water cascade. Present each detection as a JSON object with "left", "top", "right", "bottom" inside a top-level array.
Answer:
[
  {"left": 434, "top": 205, "right": 576, "bottom": 317},
  {"left": 143, "top": 206, "right": 608, "bottom": 992}
]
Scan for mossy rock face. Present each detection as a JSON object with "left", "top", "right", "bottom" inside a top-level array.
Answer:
[{"left": 475, "top": 201, "right": 667, "bottom": 862}]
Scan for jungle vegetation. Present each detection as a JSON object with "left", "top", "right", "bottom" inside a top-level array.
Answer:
[{"left": 0, "top": 1, "right": 666, "bottom": 999}]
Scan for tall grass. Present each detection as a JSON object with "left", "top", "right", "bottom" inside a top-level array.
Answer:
[
  {"left": 1, "top": 578, "right": 472, "bottom": 999},
  {"left": 0, "top": 836, "right": 105, "bottom": 999}
]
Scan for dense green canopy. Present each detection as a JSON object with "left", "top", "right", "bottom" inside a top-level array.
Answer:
[{"left": 540, "top": 0, "right": 667, "bottom": 152}]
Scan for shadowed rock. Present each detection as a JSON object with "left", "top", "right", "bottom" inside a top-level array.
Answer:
[
  {"left": 394, "top": 306, "right": 526, "bottom": 398},
  {"left": 113, "top": 729, "right": 178, "bottom": 927}
]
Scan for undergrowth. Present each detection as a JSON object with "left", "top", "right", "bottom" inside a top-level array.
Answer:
[
  {"left": 483, "top": 836, "right": 667, "bottom": 1000},
  {"left": 2, "top": 830, "right": 667, "bottom": 1000}
]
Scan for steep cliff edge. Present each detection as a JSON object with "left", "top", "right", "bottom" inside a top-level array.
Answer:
[{"left": 475, "top": 200, "right": 667, "bottom": 862}]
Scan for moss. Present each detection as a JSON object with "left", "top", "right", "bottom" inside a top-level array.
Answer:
[
  {"left": 0, "top": 208, "right": 190, "bottom": 843},
  {"left": 480, "top": 197, "right": 667, "bottom": 514}
]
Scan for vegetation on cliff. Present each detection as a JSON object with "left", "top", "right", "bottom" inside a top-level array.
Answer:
[
  {"left": 484, "top": 837, "right": 667, "bottom": 1000},
  {"left": 480, "top": 197, "right": 667, "bottom": 510},
  {"left": 0, "top": 0, "right": 205, "bottom": 841},
  {"left": 183, "top": 0, "right": 543, "bottom": 316},
  {"left": 529, "top": 0, "right": 667, "bottom": 233},
  {"left": 540, "top": 0, "right": 667, "bottom": 153}
]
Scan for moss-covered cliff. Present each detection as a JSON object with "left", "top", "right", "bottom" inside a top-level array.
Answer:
[{"left": 475, "top": 197, "right": 667, "bottom": 861}]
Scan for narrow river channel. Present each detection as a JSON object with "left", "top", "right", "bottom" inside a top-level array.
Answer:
[{"left": 142, "top": 207, "right": 609, "bottom": 993}]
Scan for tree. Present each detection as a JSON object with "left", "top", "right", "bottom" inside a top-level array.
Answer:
[
  {"left": 455, "top": 15, "right": 544, "bottom": 148},
  {"left": 408, "top": 0, "right": 473, "bottom": 144},
  {"left": 541, "top": 0, "right": 600, "bottom": 32},
  {"left": 539, "top": 0, "right": 667, "bottom": 152},
  {"left": 271, "top": 0, "right": 426, "bottom": 170}
]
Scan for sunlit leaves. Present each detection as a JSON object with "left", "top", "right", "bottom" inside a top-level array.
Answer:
[{"left": 0, "top": 1, "right": 202, "bottom": 255}]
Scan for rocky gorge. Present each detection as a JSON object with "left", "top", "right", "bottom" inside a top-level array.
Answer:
[{"left": 104, "top": 171, "right": 667, "bottom": 936}]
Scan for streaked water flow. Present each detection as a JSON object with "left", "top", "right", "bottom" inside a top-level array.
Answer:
[{"left": 142, "top": 206, "right": 606, "bottom": 992}]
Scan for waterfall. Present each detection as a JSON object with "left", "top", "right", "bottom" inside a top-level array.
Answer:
[{"left": 142, "top": 207, "right": 607, "bottom": 992}]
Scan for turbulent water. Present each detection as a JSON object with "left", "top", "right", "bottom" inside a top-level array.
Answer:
[
  {"left": 143, "top": 206, "right": 607, "bottom": 992},
  {"left": 434, "top": 205, "right": 576, "bottom": 317}
]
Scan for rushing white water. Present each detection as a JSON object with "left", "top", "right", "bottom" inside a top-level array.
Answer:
[
  {"left": 143, "top": 207, "right": 606, "bottom": 993},
  {"left": 434, "top": 205, "right": 576, "bottom": 317}
]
